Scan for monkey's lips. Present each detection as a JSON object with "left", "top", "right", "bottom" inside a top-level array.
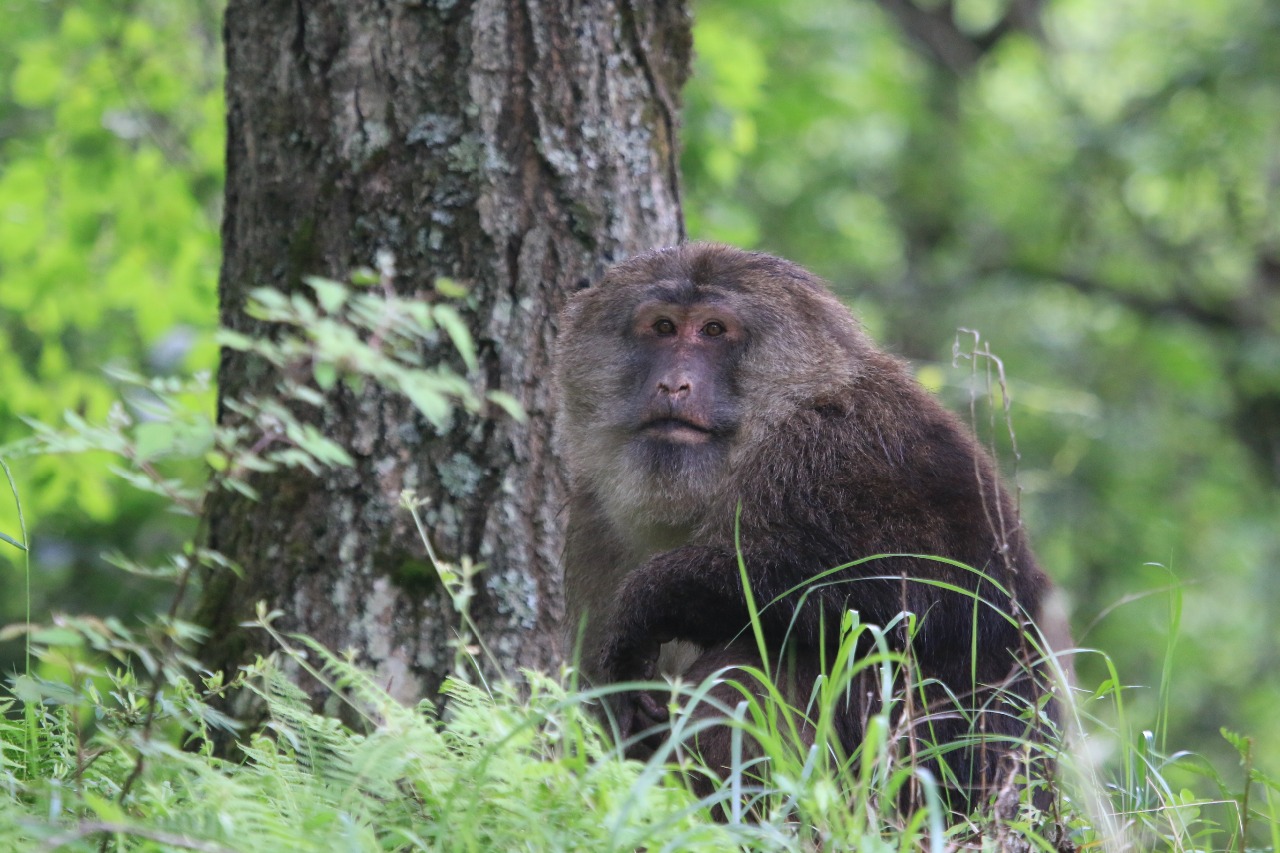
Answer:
[{"left": 640, "top": 417, "right": 714, "bottom": 444}]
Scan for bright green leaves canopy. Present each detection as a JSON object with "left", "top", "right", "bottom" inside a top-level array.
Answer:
[{"left": 1, "top": 1, "right": 224, "bottom": 521}]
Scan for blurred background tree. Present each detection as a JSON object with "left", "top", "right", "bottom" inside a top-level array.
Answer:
[{"left": 2, "top": 0, "right": 1276, "bottom": 779}]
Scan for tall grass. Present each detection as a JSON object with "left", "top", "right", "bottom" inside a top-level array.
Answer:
[{"left": 3, "top": 539, "right": 1275, "bottom": 851}]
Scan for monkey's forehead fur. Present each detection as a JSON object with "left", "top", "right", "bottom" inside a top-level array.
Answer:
[
  {"left": 589, "top": 242, "right": 830, "bottom": 301},
  {"left": 607, "top": 241, "right": 825, "bottom": 291},
  {"left": 560, "top": 242, "right": 872, "bottom": 354}
]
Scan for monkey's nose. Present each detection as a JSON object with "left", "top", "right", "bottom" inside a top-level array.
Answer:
[{"left": 657, "top": 380, "right": 691, "bottom": 398}]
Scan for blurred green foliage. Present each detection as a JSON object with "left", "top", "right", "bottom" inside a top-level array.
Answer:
[
  {"left": 0, "top": 1, "right": 224, "bottom": 635},
  {"left": 1, "top": 0, "right": 1276, "bottom": 788},
  {"left": 683, "top": 0, "right": 1280, "bottom": 776}
]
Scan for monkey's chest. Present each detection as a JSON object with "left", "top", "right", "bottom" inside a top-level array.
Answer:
[{"left": 656, "top": 639, "right": 704, "bottom": 678}]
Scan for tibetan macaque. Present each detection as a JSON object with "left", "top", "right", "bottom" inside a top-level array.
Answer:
[{"left": 554, "top": 243, "right": 1069, "bottom": 809}]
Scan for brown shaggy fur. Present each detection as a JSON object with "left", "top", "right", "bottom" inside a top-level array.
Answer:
[{"left": 555, "top": 243, "right": 1069, "bottom": 810}]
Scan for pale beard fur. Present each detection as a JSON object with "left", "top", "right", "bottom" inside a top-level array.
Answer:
[
  {"left": 588, "top": 436, "right": 722, "bottom": 680},
  {"left": 586, "top": 430, "right": 726, "bottom": 537}
]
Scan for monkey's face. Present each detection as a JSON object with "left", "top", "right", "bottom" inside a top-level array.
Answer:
[
  {"left": 602, "top": 293, "right": 746, "bottom": 518},
  {"left": 626, "top": 297, "right": 743, "bottom": 448},
  {"left": 556, "top": 273, "right": 747, "bottom": 524},
  {"left": 585, "top": 288, "right": 745, "bottom": 502},
  {"left": 554, "top": 243, "right": 868, "bottom": 526}
]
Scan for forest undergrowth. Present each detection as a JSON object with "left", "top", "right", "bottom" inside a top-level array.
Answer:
[{"left": 2, "top": 278, "right": 1275, "bottom": 852}]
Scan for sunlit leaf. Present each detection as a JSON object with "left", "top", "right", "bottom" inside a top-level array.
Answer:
[
  {"left": 485, "top": 390, "right": 527, "bottom": 423},
  {"left": 433, "top": 304, "right": 477, "bottom": 373}
]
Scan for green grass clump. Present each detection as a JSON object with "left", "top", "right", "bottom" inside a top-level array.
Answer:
[
  {"left": 0, "top": 634, "right": 743, "bottom": 852},
  {"left": 2, "top": 601, "right": 1276, "bottom": 852}
]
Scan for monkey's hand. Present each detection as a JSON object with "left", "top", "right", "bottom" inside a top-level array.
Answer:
[
  {"left": 600, "top": 545, "right": 740, "bottom": 743},
  {"left": 600, "top": 629, "right": 672, "bottom": 744}
]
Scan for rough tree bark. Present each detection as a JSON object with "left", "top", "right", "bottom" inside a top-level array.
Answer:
[{"left": 197, "top": 0, "right": 691, "bottom": 706}]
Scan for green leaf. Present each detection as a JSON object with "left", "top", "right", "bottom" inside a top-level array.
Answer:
[
  {"left": 314, "top": 361, "right": 338, "bottom": 391},
  {"left": 306, "top": 276, "right": 350, "bottom": 313},
  {"left": 30, "top": 627, "right": 84, "bottom": 647},
  {"left": 485, "top": 390, "right": 527, "bottom": 423},
  {"left": 433, "top": 304, "right": 477, "bottom": 372},
  {"left": 134, "top": 421, "right": 178, "bottom": 461},
  {"left": 218, "top": 329, "right": 257, "bottom": 351},
  {"left": 435, "top": 277, "right": 468, "bottom": 298},
  {"left": 402, "top": 383, "right": 452, "bottom": 430},
  {"left": 0, "top": 530, "right": 27, "bottom": 552},
  {"left": 247, "top": 287, "right": 290, "bottom": 316},
  {"left": 207, "top": 442, "right": 236, "bottom": 473},
  {"left": 1220, "top": 727, "right": 1252, "bottom": 759},
  {"left": 83, "top": 791, "right": 128, "bottom": 824},
  {"left": 10, "top": 674, "right": 80, "bottom": 705}
]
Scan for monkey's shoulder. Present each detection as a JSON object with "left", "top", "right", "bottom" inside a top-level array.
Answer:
[{"left": 732, "top": 387, "right": 998, "bottom": 518}]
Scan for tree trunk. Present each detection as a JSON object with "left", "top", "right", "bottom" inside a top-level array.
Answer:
[{"left": 197, "top": 0, "right": 690, "bottom": 707}]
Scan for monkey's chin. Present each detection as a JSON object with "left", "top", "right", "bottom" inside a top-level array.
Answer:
[{"left": 624, "top": 432, "right": 726, "bottom": 502}]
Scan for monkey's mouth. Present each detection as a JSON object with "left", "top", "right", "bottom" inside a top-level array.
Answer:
[{"left": 641, "top": 417, "right": 714, "bottom": 443}]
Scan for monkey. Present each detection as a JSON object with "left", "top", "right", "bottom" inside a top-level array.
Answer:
[{"left": 554, "top": 242, "right": 1071, "bottom": 812}]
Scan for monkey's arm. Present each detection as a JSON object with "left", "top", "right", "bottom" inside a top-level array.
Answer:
[
  {"left": 599, "top": 405, "right": 1018, "bottom": 687},
  {"left": 598, "top": 544, "right": 743, "bottom": 681},
  {"left": 598, "top": 537, "right": 905, "bottom": 687}
]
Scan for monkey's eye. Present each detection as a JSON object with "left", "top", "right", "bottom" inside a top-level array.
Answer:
[
  {"left": 653, "top": 318, "right": 677, "bottom": 336},
  {"left": 702, "top": 320, "right": 727, "bottom": 337}
]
